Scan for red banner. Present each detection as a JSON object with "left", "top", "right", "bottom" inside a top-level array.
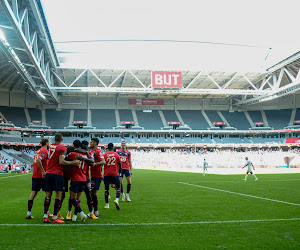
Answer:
[
  {"left": 213, "top": 122, "right": 226, "bottom": 125},
  {"left": 168, "top": 122, "right": 181, "bottom": 125},
  {"left": 286, "top": 137, "right": 300, "bottom": 143},
  {"left": 0, "top": 118, "right": 4, "bottom": 121},
  {"left": 73, "top": 121, "right": 87, "bottom": 124},
  {"left": 129, "top": 99, "right": 164, "bottom": 105},
  {"left": 293, "top": 120, "right": 300, "bottom": 124},
  {"left": 255, "top": 122, "right": 264, "bottom": 125},
  {"left": 32, "top": 120, "right": 42, "bottom": 124},
  {"left": 0, "top": 164, "right": 19, "bottom": 169},
  {"left": 151, "top": 71, "right": 182, "bottom": 89},
  {"left": 121, "top": 121, "right": 135, "bottom": 125}
]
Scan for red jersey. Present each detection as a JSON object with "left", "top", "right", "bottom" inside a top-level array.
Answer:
[
  {"left": 90, "top": 148, "right": 104, "bottom": 178},
  {"left": 68, "top": 152, "right": 88, "bottom": 182},
  {"left": 117, "top": 150, "right": 131, "bottom": 170},
  {"left": 47, "top": 143, "right": 67, "bottom": 176},
  {"left": 32, "top": 147, "right": 48, "bottom": 178},
  {"left": 103, "top": 151, "right": 121, "bottom": 177}
]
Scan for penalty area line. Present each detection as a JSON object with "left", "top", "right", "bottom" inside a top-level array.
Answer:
[
  {"left": 0, "top": 218, "right": 299, "bottom": 226},
  {"left": 179, "top": 182, "right": 300, "bottom": 207}
]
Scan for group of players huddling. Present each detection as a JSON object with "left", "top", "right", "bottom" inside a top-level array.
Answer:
[{"left": 26, "top": 134, "right": 133, "bottom": 223}]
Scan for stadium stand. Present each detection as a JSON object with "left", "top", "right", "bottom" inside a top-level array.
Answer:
[
  {"left": 175, "top": 136, "right": 213, "bottom": 144},
  {"left": 0, "top": 107, "right": 297, "bottom": 131},
  {"left": 251, "top": 137, "right": 284, "bottom": 144},
  {"left": 28, "top": 108, "right": 42, "bottom": 122},
  {"left": 1, "top": 148, "right": 31, "bottom": 164},
  {"left": 119, "top": 109, "right": 134, "bottom": 122},
  {"left": 0, "top": 106, "right": 28, "bottom": 127},
  {"left": 201, "top": 137, "right": 213, "bottom": 143},
  {"left": 58, "top": 136, "right": 91, "bottom": 144},
  {"left": 23, "top": 137, "right": 42, "bottom": 144},
  {"left": 0, "top": 150, "right": 20, "bottom": 164},
  {"left": 74, "top": 109, "right": 87, "bottom": 122},
  {"left": 91, "top": 109, "right": 116, "bottom": 129},
  {"left": 156, "top": 136, "right": 172, "bottom": 143},
  {"left": 0, "top": 135, "right": 23, "bottom": 143},
  {"left": 100, "top": 136, "right": 123, "bottom": 144},
  {"left": 46, "top": 109, "right": 70, "bottom": 129},
  {"left": 242, "top": 137, "right": 253, "bottom": 143},
  {"left": 295, "top": 108, "right": 300, "bottom": 120},
  {"left": 221, "top": 111, "right": 250, "bottom": 130},
  {"left": 248, "top": 111, "right": 264, "bottom": 125},
  {"left": 179, "top": 110, "right": 209, "bottom": 129},
  {"left": 213, "top": 137, "right": 245, "bottom": 143},
  {"left": 265, "top": 109, "right": 292, "bottom": 129},
  {"left": 136, "top": 110, "right": 163, "bottom": 130},
  {"left": 163, "top": 110, "right": 179, "bottom": 123},
  {"left": 181, "top": 137, "right": 201, "bottom": 144},
  {"left": 136, "top": 136, "right": 149, "bottom": 143},
  {"left": 205, "top": 111, "right": 222, "bottom": 126}
]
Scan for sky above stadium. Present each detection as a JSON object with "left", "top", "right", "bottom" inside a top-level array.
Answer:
[{"left": 42, "top": 0, "right": 300, "bottom": 72}]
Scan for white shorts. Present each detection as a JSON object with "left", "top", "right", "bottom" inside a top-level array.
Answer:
[{"left": 247, "top": 168, "right": 253, "bottom": 173}]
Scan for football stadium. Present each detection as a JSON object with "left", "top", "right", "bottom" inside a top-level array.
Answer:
[{"left": 0, "top": 0, "right": 299, "bottom": 249}]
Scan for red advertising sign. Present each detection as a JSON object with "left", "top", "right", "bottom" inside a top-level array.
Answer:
[
  {"left": 0, "top": 118, "right": 4, "bottom": 121},
  {"left": 286, "top": 137, "right": 300, "bottom": 143},
  {"left": 293, "top": 120, "right": 300, "bottom": 124},
  {"left": 121, "top": 121, "right": 135, "bottom": 125},
  {"left": 73, "top": 121, "right": 87, "bottom": 124},
  {"left": 129, "top": 99, "right": 164, "bottom": 105},
  {"left": 0, "top": 164, "right": 19, "bottom": 169},
  {"left": 151, "top": 71, "right": 182, "bottom": 89},
  {"left": 32, "top": 120, "right": 42, "bottom": 124},
  {"left": 255, "top": 122, "right": 264, "bottom": 125},
  {"left": 213, "top": 122, "right": 226, "bottom": 125},
  {"left": 168, "top": 122, "right": 181, "bottom": 125}
]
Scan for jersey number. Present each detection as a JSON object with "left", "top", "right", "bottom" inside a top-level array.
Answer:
[
  {"left": 49, "top": 148, "right": 55, "bottom": 159},
  {"left": 107, "top": 157, "right": 116, "bottom": 166},
  {"left": 79, "top": 161, "right": 85, "bottom": 169}
]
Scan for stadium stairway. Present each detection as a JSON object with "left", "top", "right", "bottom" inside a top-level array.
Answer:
[
  {"left": 2, "top": 149, "right": 31, "bottom": 165},
  {"left": 244, "top": 111, "right": 255, "bottom": 127},
  {"left": 21, "top": 153, "right": 34, "bottom": 163}
]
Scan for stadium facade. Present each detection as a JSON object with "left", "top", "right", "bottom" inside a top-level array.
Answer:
[{"left": 0, "top": 0, "right": 299, "bottom": 149}]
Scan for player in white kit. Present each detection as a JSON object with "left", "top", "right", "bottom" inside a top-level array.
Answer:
[
  {"left": 203, "top": 159, "right": 208, "bottom": 176},
  {"left": 242, "top": 157, "right": 258, "bottom": 181}
]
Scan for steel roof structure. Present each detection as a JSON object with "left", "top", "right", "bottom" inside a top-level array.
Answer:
[{"left": 0, "top": 0, "right": 299, "bottom": 107}]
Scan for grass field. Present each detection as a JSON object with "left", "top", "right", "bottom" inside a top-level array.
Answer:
[{"left": 0, "top": 170, "right": 299, "bottom": 249}]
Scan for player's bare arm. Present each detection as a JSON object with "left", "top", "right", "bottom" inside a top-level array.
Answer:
[
  {"left": 74, "top": 148, "right": 92, "bottom": 158},
  {"left": 59, "top": 155, "right": 81, "bottom": 166},
  {"left": 92, "top": 158, "right": 105, "bottom": 167},
  {"left": 36, "top": 157, "right": 46, "bottom": 178},
  {"left": 76, "top": 155, "right": 94, "bottom": 165}
]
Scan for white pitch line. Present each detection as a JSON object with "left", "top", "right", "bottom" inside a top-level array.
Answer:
[
  {"left": 0, "top": 218, "right": 299, "bottom": 227},
  {"left": 179, "top": 182, "right": 300, "bottom": 207},
  {"left": 192, "top": 179, "right": 300, "bottom": 183},
  {"left": 0, "top": 173, "right": 31, "bottom": 179}
]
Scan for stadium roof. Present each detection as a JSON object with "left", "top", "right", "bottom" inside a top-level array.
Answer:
[{"left": 0, "top": 0, "right": 299, "bottom": 105}]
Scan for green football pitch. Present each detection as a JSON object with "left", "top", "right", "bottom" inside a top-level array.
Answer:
[{"left": 0, "top": 170, "right": 299, "bottom": 249}]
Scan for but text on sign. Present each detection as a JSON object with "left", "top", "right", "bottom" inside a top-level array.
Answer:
[{"left": 152, "top": 71, "right": 182, "bottom": 89}]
